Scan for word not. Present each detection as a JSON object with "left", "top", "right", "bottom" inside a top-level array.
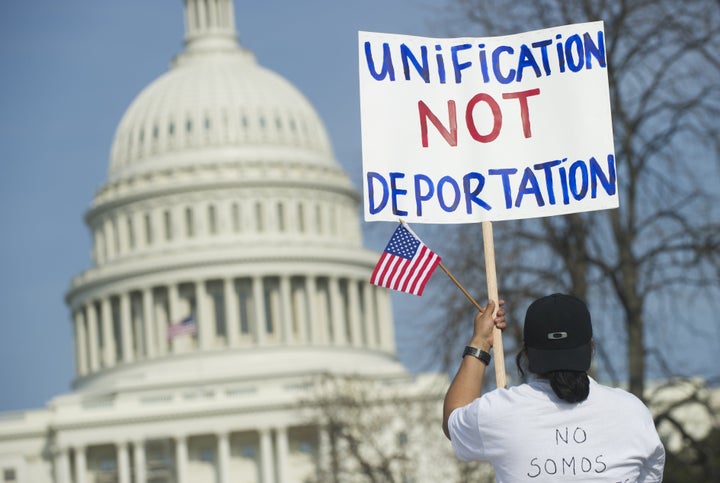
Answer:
[
  {"left": 363, "top": 30, "right": 605, "bottom": 86},
  {"left": 366, "top": 154, "right": 616, "bottom": 217},
  {"left": 419, "top": 88, "right": 540, "bottom": 146}
]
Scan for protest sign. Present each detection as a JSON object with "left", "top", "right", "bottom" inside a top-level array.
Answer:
[{"left": 359, "top": 21, "right": 617, "bottom": 224}]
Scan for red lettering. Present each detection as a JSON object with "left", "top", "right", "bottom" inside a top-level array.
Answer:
[
  {"left": 466, "top": 93, "right": 502, "bottom": 143},
  {"left": 418, "top": 100, "right": 457, "bottom": 147},
  {"left": 502, "top": 88, "right": 541, "bottom": 138},
  {"left": 418, "top": 88, "right": 541, "bottom": 147}
]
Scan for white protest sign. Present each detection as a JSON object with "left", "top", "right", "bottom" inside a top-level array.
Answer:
[{"left": 359, "top": 21, "right": 618, "bottom": 223}]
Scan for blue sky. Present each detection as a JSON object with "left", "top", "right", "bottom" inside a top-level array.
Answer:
[{"left": 0, "top": 0, "right": 449, "bottom": 412}]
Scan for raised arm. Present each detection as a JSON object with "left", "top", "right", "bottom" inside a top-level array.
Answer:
[{"left": 442, "top": 300, "right": 506, "bottom": 439}]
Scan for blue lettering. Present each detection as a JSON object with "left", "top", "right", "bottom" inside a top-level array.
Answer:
[
  {"left": 569, "top": 160, "right": 589, "bottom": 200},
  {"left": 414, "top": 174, "right": 434, "bottom": 216},
  {"left": 531, "top": 39, "right": 553, "bottom": 75},
  {"left": 534, "top": 159, "right": 564, "bottom": 205},
  {"left": 463, "top": 172, "right": 492, "bottom": 212},
  {"left": 388, "top": 172, "right": 408, "bottom": 216},
  {"left": 515, "top": 167, "right": 545, "bottom": 207},
  {"left": 516, "top": 44, "right": 542, "bottom": 82},
  {"left": 451, "top": 43, "right": 473, "bottom": 83},
  {"left": 492, "top": 45, "right": 515, "bottom": 84},
  {"left": 583, "top": 31, "right": 606, "bottom": 69},
  {"left": 488, "top": 168, "right": 518, "bottom": 209},
  {"left": 590, "top": 154, "right": 616, "bottom": 197},
  {"left": 565, "top": 34, "right": 584, "bottom": 72},
  {"left": 364, "top": 42, "right": 395, "bottom": 81},
  {"left": 400, "top": 43, "right": 429, "bottom": 82},
  {"left": 366, "top": 172, "right": 389, "bottom": 214},
  {"left": 435, "top": 44, "right": 446, "bottom": 83},
  {"left": 437, "top": 176, "right": 461, "bottom": 212}
]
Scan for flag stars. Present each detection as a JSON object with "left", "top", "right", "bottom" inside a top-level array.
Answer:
[{"left": 385, "top": 226, "right": 420, "bottom": 259}]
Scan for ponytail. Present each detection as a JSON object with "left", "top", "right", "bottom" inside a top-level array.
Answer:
[
  {"left": 516, "top": 344, "right": 590, "bottom": 403},
  {"left": 548, "top": 371, "right": 590, "bottom": 403}
]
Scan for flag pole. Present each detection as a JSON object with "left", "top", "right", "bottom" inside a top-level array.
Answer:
[
  {"left": 482, "top": 221, "right": 507, "bottom": 388},
  {"left": 438, "top": 262, "right": 484, "bottom": 313}
]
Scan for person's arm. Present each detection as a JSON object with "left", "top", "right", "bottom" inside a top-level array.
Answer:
[{"left": 442, "top": 300, "right": 506, "bottom": 440}]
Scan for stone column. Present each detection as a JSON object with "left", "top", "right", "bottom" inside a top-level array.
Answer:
[
  {"left": 279, "top": 276, "right": 293, "bottom": 344},
  {"left": 120, "top": 292, "right": 134, "bottom": 363},
  {"left": 117, "top": 214, "right": 128, "bottom": 256},
  {"left": 224, "top": 278, "right": 240, "bottom": 348},
  {"left": 365, "top": 285, "right": 379, "bottom": 347},
  {"left": 117, "top": 442, "right": 130, "bottom": 483},
  {"left": 142, "top": 288, "right": 156, "bottom": 358},
  {"left": 168, "top": 283, "right": 181, "bottom": 354},
  {"left": 175, "top": 436, "right": 188, "bottom": 483},
  {"left": 74, "top": 310, "right": 88, "bottom": 376},
  {"left": 306, "top": 276, "right": 321, "bottom": 344},
  {"left": 196, "top": 279, "right": 212, "bottom": 350},
  {"left": 217, "top": 432, "right": 230, "bottom": 483},
  {"left": 86, "top": 303, "right": 100, "bottom": 372},
  {"left": 348, "top": 280, "right": 363, "bottom": 347},
  {"left": 252, "top": 276, "right": 266, "bottom": 345},
  {"left": 54, "top": 447, "right": 71, "bottom": 483},
  {"left": 259, "top": 429, "right": 275, "bottom": 483},
  {"left": 377, "top": 288, "right": 396, "bottom": 352},
  {"left": 318, "top": 427, "right": 331, "bottom": 482},
  {"left": 133, "top": 440, "right": 147, "bottom": 483},
  {"left": 74, "top": 445, "right": 87, "bottom": 483},
  {"left": 100, "top": 297, "right": 116, "bottom": 367},
  {"left": 329, "top": 277, "right": 346, "bottom": 345},
  {"left": 104, "top": 218, "right": 116, "bottom": 260},
  {"left": 134, "top": 211, "right": 146, "bottom": 251},
  {"left": 292, "top": 279, "right": 308, "bottom": 343},
  {"left": 275, "top": 427, "right": 289, "bottom": 483},
  {"left": 155, "top": 289, "right": 168, "bottom": 356}
]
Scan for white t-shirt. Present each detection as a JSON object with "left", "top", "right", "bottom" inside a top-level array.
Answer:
[{"left": 448, "top": 377, "right": 665, "bottom": 482}]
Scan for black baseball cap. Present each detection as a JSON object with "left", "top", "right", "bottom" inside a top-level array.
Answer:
[{"left": 523, "top": 293, "right": 593, "bottom": 373}]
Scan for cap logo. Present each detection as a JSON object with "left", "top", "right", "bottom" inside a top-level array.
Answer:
[{"left": 547, "top": 331, "right": 568, "bottom": 340}]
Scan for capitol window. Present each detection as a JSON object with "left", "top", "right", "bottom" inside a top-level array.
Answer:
[
  {"left": 185, "top": 207, "right": 195, "bottom": 238},
  {"left": 3, "top": 468, "right": 16, "bottom": 482}
]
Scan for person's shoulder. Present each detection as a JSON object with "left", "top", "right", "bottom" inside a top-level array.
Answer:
[
  {"left": 589, "top": 378, "right": 650, "bottom": 410},
  {"left": 483, "top": 380, "right": 553, "bottom": 404}
]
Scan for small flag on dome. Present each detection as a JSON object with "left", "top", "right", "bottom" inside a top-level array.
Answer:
[
  {"left": 370, "top": 222, "right": 441, "bottom": 296},
  {"left": 167, "top": 314, "right": 197, "bottom": 340}
]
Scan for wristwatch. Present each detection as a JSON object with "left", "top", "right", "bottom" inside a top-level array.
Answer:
[{"left": 463, "top": 345, "right": 491, "bottom": 365}]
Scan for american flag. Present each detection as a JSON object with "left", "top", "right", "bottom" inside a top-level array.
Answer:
[
  {"left": 167, "top": 314, "right": 197, "bottom": 340},
  {"left": 370, "top": 223, "right": 441, "bottom": 296}
]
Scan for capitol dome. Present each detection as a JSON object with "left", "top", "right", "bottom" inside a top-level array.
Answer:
[
  {"left": 65, "top": 0, "right": 401, "bottom": 396},
  {"left": 109, "top": 34, "right": 335, "bottom": 183}
]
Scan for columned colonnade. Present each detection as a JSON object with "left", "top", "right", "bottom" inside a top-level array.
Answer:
[
  {"left": 71, "top": 274, "right": 394, "bottom": 376},
  {"left": 53, "top": 425, "right": 328, "bottom": 483}
]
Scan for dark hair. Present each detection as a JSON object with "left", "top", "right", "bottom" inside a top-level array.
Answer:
[{"left": 516, "top": 345, "right": 590, "bottom": 403}]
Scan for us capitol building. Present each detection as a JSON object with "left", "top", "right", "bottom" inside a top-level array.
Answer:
[{"left": 0, "top": 1, "right": 452, "bottom": 482}]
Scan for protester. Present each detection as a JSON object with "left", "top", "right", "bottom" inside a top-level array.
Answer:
[{"left": 443, "top": 293, "right": 665, "bottom": 481}]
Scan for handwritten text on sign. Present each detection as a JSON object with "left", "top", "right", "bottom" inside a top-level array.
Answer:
[{"left": 359, "top": 22, "right": 618, "bottom": 223}]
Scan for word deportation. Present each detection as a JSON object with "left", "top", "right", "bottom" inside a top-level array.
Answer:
[
  {"left": 367, "top": 154, "right": 616, "bottom": 216},
  {"left": 363, "top": 30, "right": 606, "bottom": 85}
]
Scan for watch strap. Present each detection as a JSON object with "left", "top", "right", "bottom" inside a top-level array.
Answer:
[{"left": 463, "top": 345, "right": 491, "bottom": 365}]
